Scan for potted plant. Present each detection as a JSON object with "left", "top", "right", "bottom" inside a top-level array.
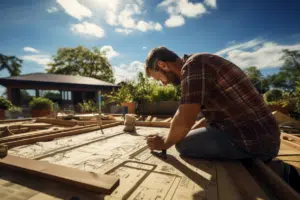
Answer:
[
  {"left": 78, "top": 100, "right": 98, "bottom": 113},
  {"left": 29, "top": 97, "right": 54, "bottom": 117},
  {"left": 106, "top": 84, "right": 136, "bottom": 114},
  {"left": 0, "top": 97, "right": 13, "bottom": 120},
  {"left": 7, "top": 105, "right": 23, "bottom": 119}
]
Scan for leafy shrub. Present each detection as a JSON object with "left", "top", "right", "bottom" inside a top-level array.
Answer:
[
  {"left": 8, "top": 105, "right": 22, "bottom": 113},
  {"left": 78, "top": 100, "right": 98, "bottom": 113},
  {"left": 106, "top": 83, "right": 134, "bottom": 105},
  {"left": 151, "top": 84, "right": 179, "bottom": 102},
  {"left": 29, "top": 97, "right": 54, "bottom": 111},
  {"left": 264, "top": 89, "right": 284, "bottom": 102},
  {"left": 0, "top": 97, "right": 13, "bottom": 110}
]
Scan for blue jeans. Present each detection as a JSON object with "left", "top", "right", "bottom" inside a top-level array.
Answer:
[{"left": 175, "top": 127, "right": 275, "bottom": 161}]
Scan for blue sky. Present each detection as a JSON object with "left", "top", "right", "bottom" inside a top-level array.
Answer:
[{"left": 1, "top": 0, "right": 300, "bottom": 89}]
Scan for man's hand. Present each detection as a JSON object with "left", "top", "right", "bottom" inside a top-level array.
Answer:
[{"left": 146, "top": 134, "right": 169, "bottom": 151}]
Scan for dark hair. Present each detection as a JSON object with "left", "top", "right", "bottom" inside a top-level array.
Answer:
[{"left": 145, "top": 46, "right": 179, "bottom": 76}]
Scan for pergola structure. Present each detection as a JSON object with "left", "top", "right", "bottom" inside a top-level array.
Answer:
[{"left": 0, "top": 73, "right": 118, "bottom": 109}]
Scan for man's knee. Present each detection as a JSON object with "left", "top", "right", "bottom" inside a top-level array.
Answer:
[{"left": 175, "top": 141, "right": 187, "bottom": 155}]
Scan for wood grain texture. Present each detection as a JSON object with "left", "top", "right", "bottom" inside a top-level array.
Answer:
[
  {"left": 36, "top": 118, "right": 78, "bottom": 127},
  {"left": 252, "top": 159, "right": 300, "bottom": 200},
  {"left": 222, "top": 161, "right": 270, "bottom": 200},
  {"left": 0, "top": 155, "right": 119, "bottom": 194},
  {"left": 3, "top": 122, "right": 122, "bottom": 148},
  {"left": 135, "top": 121, "right": 170, "bottom": 128}
]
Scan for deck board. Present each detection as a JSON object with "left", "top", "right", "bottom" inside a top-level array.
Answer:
[{"left": 1, "top": 126, "right": 268, "bottom": 200}]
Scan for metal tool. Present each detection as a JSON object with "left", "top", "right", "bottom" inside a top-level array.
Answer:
[{"left": 151, "top": 149, "right": 167, "bottom": 159}]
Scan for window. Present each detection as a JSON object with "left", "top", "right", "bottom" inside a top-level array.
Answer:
[{"left": 62, "top": 91, "right": 72, "bottom": 100}]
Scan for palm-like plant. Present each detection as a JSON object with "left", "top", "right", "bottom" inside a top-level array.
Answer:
[{"left": 0, "top": 53, "right": 22, "bottom": 76}]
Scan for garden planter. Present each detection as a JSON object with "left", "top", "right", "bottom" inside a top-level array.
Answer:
[
  {"left": 31, "top": 109, "right": 51, "bottom": 118},
  {"left": 0, "top": 109, "right": 5, "bottom": 120},
  {"left": 7, "top": 111, "right": 22, "bottom": 119},
  {"left": 139, "top": 101, "right": 179, "bottom": 115},
  {"left": 121, "top": 102, "right": 136, "bottom": 114}
]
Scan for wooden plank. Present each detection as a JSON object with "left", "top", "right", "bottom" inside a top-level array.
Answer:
[
  {"left": 281, "top": 139, "right": 300, "bottom": 151},
  {"left": 0, "top": 126, "right": 92, "bottom": 144},
  {"left": 76, "top": 120, "right": 118, "bottom": 126},
  {"left": 0, "top": 118, "right": 33, "bottom": 124},
  {"left": 145, "top": 116, "right": 152, "bottom": 122},
  {"left": 3, "top": 122, "right": 122, "bottom": 148},
  {"left": 281, "top": 133, "right": 300, "bottom": 144},
  {"left": 151, "top": 117, "right": 157, "bottom": 122},
  {"left": 36, "top": 118, "right": 78, "bottom": 127},
  {"left": 162, "top": 117, "right": 172, "bottom": 123},
  {"left": 216, "top": 162, "right": 243, "bottom": 200},
  {"left": 0, "top": 155, "right": 119, "bottom": 194},
  {"left": 21, "top": 123, "right": 52, "bottom": 129},
  {"left": 135, "top": 121, "right": 170, "bottom": 128},
  {"left": 251, "top": 159, "right": 300, "bottom": 200},
  {"left": 222, "top": 161, "right": 270, "bottom": 200}
]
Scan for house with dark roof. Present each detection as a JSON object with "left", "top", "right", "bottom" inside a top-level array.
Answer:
[{"left": 0, "top": 73, "right": 118, "bottom": 109}]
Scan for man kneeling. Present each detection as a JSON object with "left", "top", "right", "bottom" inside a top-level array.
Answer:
[{"left": 145, "top": 47, "right": 280, "bottom": 162}]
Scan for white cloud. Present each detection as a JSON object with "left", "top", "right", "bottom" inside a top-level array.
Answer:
[
  {"left": 104, "top": 0, "right": 162, "bottom": 33},
  {"left": 165, "top": 15, "right": 185, "bottom": 27},
  {"left": 216, "top": 38, "right": 300, "bottom": 69},
  {"left": 158, "top": 0, "right": 209, "bottom": 28},
  {"left": 71, "top": 22, "right": 105, "bottom": 38},
  {"left": 47, "top": 7, "right": 59, "bottom": 13},
  {"left": 178, "top": 0, "right": 206, "bottom": 18},
  {"left": 115, "top": 28, "right": 133, "bottom": 35},
  {"left": 204, "top": 0, "right": 217, "bottom": 8},
  {"left": 142, "top": 46, "right": 147, "bottom": 50},
  {"left": 22, "top": 54, "right": 52, "bottom": 67},
  {"left": 100, "top": 46, "right": 119, "bottom": 59},
  {"left": 159, "top": 0, "right": 207, "bottom": 17},
  {"left": 23, "top": 47, "right": 40, "bottom": 53},
  {"left": 215, "top": 38, "right": 264, "bottom": 56},
  {"left": 113, "top": 61, "right": 144, "bottom": 83},
  {"left": 57, "top": 0, "right": 92, "bottom": 20}
]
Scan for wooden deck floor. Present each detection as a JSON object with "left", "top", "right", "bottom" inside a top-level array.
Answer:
[{"left": 1, "top": 126, "right": 269, "bottom": 200}]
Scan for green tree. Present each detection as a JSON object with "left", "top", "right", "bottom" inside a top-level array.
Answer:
[
  {"left": 244, "top": 66, "right": 269, "bottom": 93},
  {"left": 47, "top": 46, "right": 115, "bottom": 83},
  {"left": 267, "top": 72, "right": 288, "bottom": 90},
  {"left": 268, "top": 49, "right": 300, "bottom": 91},
  {"left": 280, "top": 49, "right": 300, "bottom": 91},
  {"left": 0, "top": 53, "right": 22, "bottom": 76}
]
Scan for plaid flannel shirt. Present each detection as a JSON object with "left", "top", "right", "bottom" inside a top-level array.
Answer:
[{"left": 180, "top": 53, "right": 280, "bottom": 154}]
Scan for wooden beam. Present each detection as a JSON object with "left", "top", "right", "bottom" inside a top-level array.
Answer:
[
  {"left": 135, "top": 121, "right": 170, "bottom": 128},
  {"left": 36, "top": 118, "right": 77, "bottom": 127},
  {"left": 0, "top": 125, "right": 92, "bottom": 144},
  {"left": 76, "top": 120, "right": 118, "bottom": 126},
  {"left": 151, "top": 117, "right": 157, "bottom": 122},
  {"left": 0, "top": 118, "right": 33, "bottom": 124},
  {"left": 222, "top": 161, "right": 270, "bottom": 200},
  {"left": 251, "top": 159, "right": 300, "bottom": 200},
  {"left": 21, "top": 123, "right": 52, "bottom": 129},
  {"left": 3, "top": 122, "right": 122, "bottom": 148},
  {"left": 0, "top": 155, "right": 119, "bottom": 194},
  {"left": 281, "top": 133, "right": 300, "bottom": 144},
  {"left": 145, "top": 116, "right": 152, "bottom": 122},
  {"left": 280, "top": 139, "right": 300, "bottom": 151},
  {"left": 162, "top": 117, "right": 172, "bottom": 123}
]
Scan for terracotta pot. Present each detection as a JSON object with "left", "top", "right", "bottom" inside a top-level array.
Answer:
[
  {"left": 0, "top": 109, "right": 5, "bottom": 120},
  {"left": 31, "top": 109, "right": 51, "bottom": 118},
  {"left": 121, "top": 102, "right": 136, "bottom": 114}
]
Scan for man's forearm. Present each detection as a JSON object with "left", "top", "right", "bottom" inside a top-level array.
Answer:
[{"left": 164, "top": 109, "right": 195, "bottom": 148}]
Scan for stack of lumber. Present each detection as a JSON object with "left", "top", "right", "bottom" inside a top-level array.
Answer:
[{"left": 0, "top": 122, "right": 122, "bottom": 149}]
